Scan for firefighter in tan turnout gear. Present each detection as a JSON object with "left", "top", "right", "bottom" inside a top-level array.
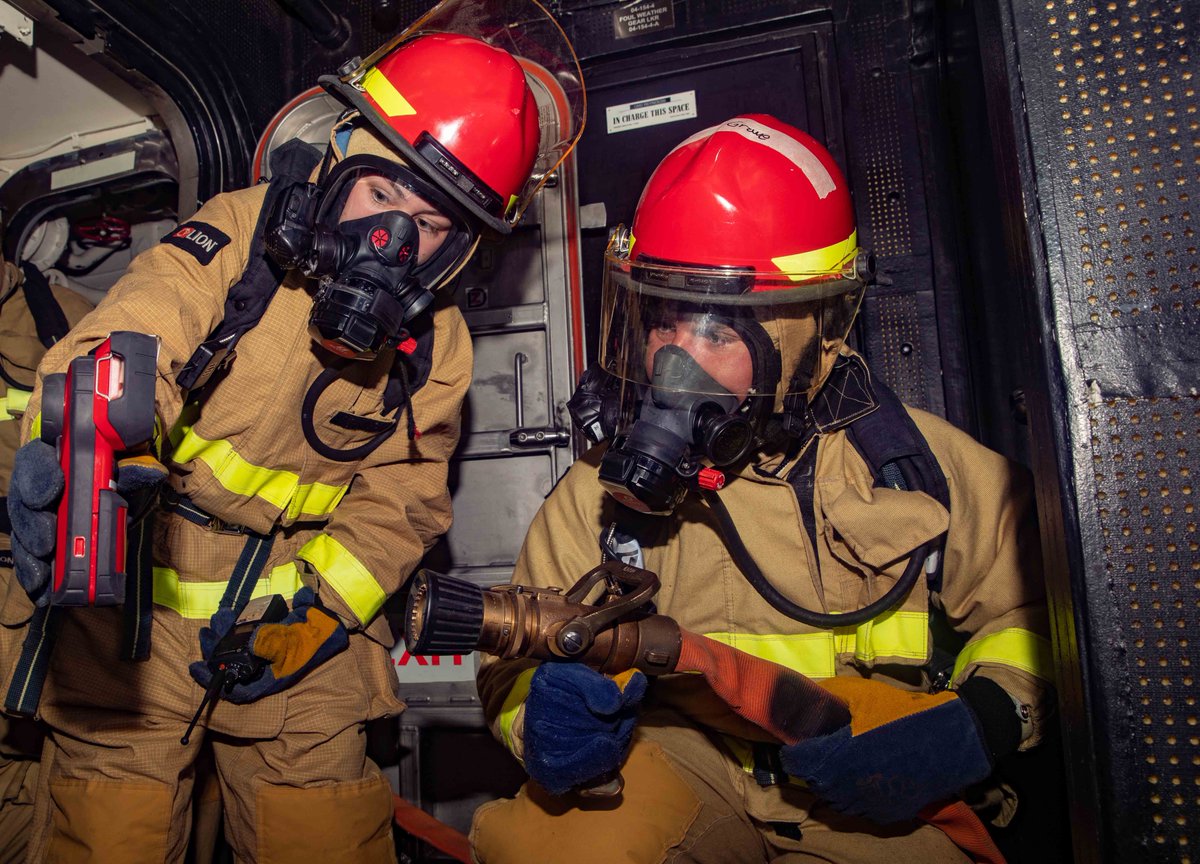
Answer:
[
  {"left": 2, "top": 2, "right": 583, "bottom": 861},
  {"left": 0, "top": 253, "right": 92, "bottom": 863},
  {"left": 473, "top": 115, "right": 1053, "bottom": 864}
]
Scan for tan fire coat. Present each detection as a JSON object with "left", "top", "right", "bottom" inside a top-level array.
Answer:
[
  {"left": 0, "top": 260, "right": 92, "bottom": 862},
  {"left": 12, "top": 182, "right": 473, "bottom": 727},
  {"left": 1, "top": 261, "right": 94, "bottom": 566},
  {"left": 478, "top": 356, "right": 1053, "bottom": 766}
]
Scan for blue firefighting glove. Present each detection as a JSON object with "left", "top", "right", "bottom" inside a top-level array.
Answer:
[
  {"left": 7, "top": 440, "right": 167, "bottom": 606},
  {"left": 188, "top": 587, "right": 349, "bottom": 704},
  {"left": 7, "top": 441, "right": 61, "bottom": 606},
  {"left": 523, "top": 662, "right": 648, "bottom": 795},
  {"left": 779, "top": 675, "right": 1022, "bottom": 825}
]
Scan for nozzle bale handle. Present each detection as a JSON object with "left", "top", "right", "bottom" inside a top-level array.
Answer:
[{"left": 406, "top": 567, "right": 682, "bottom": 676}]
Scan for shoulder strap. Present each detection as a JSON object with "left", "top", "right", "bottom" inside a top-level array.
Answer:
[
  {"left": 844, "top": 372, "right": 951, "bottom": 591},
  {"left": 177, "top": 140, "right": 323, "bottom": 391},
  {"left": 19, "top": 263, "right": 70, "bottom": 348}
]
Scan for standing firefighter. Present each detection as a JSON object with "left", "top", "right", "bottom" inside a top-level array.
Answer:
[
  {"left": 0, "top": 252, "right": 92, "bottom": 863},
  {"left": 3, "top": 2, "right": 583, "bottom": 861},
  {"left": 474, "top": 115, "right": 1052, "bottom": 863}
]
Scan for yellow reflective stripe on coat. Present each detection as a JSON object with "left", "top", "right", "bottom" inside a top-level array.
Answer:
[
  {"left": 952, "top": 628, "right": 1054, "bottom": 682},
  {"left": 153, "top": 562, "right": 305, "bottom": 619},
  {"left": 171, "top": 427, "right": 349, "bottom": 519},
  {"left": 1, "top": 388, "right": 31, "bottom": 421},
  {"left": 837, "top": 608, "right": 930, "bottom": 664},
  {"left": 705, "top": 631, "right": 838, "bottom": 679},
  {"left": 705, "top": 610, "right": 929, "bottom": 679},
  {"left": 297, "top": 534, "right": 386, "bottom": 626},
  {"left": 499, "top": 667, "right": 536, "bottom": 756}
]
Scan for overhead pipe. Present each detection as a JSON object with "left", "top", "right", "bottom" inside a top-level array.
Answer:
[{"left": 276, "top": 0, "right": 350, "bottom": 50}]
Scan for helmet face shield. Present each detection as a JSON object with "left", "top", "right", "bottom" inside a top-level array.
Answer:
[
  {"left": 576, "top": 115, "right": 869, "bottom": 515},
  {"left": 600, "top": 237, "right": 867, "bottom": 428}
]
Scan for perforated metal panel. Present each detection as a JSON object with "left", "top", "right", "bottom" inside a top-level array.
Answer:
[
  {"left": 984, "top": 0, "right": 1200, "bottom": 861},
  {"left": 849, "top": 15, "right": 914, "bottom": 259},
  {"left": 876, "top": 293, "right": 931, "bottom": 407},
  {"left": 1092, "top": 395, "right": 1199, "bottom": 860},
  {"left": 1044, "top": 0, "right": 1199, "bottom": 394},
  {"left": 839, "top": 7, "right": 950, "bottom": 419}
]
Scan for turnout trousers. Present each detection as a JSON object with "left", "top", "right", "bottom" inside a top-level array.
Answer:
[
  {"left": 471, "top": 710, "right": 970, "bottom": 864},
  {"left": 22, "top": 605, "right": 398, "bottom": 864}
]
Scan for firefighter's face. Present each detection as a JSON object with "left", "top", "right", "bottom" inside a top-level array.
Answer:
[
  {"left": 340, "top": 174, "right": 453, "bottom": 264},
  {"left": 644, "top": 310, "right": 754, "bottom": 402}
]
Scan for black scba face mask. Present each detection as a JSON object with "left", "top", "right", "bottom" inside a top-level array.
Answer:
[
  {"left": 265, "top": 154, "right": 473, "bottom": 360},
  {"left": 596, "top": 345, "right": 758, "bottom": 515},
  {"left": 306, "top": 210, "right": 425, "bottom": 359}
]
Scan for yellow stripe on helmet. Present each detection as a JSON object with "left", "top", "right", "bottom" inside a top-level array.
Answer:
[
  {"left": 363, "top": 67, "right": 417, "bottom": 118},
  {"left": 772, "top": 230, "right": 857, "bottom": 282}
]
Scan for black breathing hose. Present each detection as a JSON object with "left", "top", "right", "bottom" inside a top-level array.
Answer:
[{"left": 702, "top": 468, "right": 942, "bottom": 628}]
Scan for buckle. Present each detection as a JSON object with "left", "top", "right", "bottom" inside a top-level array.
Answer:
[
  {"left": 207, "top": 515, "right": 247, "bottom": 536},
  {"left": 160, "top": 488, "right": 247, "bottom": 535}
]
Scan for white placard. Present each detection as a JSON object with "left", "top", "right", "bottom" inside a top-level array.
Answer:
[
  {"left": 391, "top": 640, "right": 479, "bottom": 684},
  {"left": 606, "top": 90, "right": 697, "bottom": 135},
  {"left": 51, "top": 151, "right": 136, "bottom": 190}
]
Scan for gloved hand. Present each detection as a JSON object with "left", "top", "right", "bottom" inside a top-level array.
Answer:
[
  {"left": 188, "top": 587, "right": 349, "bottom": 704},
  {"left": 523, "top": 662, "right": 647, "bottom": 795},
  {"left": 780, "top": 676, "right": 1022, "bottom": 824},
  {"left": 7, "top": 440, "right": 61, "bottom": 606},
  {"left": 7, "top": 440, "right": 168, "bottom": 606}
]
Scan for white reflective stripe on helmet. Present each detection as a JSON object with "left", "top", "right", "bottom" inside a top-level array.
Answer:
[{"left": 665, "top": 116, "right": 837, "bottom": 199}]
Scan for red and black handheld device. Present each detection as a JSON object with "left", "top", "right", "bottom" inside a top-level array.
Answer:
[{"left": 40, "top": 331, "right": 159, "bottom": 606}]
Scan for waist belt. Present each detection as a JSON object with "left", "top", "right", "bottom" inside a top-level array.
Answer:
[
  {"left": 161, "top": 488, "right": 253, "bottom": 534},
  {"left": 158, "top": 491, "right": 277, "bottom": 615}
]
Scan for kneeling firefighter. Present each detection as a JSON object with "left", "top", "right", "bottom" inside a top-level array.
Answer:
[
  {"left": 3, "top": 1, "right": 583, "bottom": 861},
  {"left": 473, "top": 115, "right": 1053, "bottom": 864}
]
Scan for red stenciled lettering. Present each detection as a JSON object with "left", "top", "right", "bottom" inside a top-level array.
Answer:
[
  {"left": 392, "top": 653, "right": 467, "bottom": 667},
  {"left": 394, "top": 651, "right": 430, "bottom": 666}
]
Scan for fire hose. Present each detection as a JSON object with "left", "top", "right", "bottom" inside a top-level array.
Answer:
[{"left": 404, "top": 563, "right": 1006, "bottom": 864}]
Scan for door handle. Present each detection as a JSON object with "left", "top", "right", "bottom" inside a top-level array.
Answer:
[{"left": 508, "top": 351, "right": 569, "bottom": 448}]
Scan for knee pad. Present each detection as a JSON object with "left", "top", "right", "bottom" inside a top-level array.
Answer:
[
  {"left": 254, "top": 774, "right": 396, "bottom": 864},
  {"left": 46, "top": 777, "right": 175, "bottom": 864}
]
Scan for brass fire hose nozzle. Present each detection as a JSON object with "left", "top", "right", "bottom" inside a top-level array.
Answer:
[{"left": 405, "top": 561, "right": 681, "bottom": 676}]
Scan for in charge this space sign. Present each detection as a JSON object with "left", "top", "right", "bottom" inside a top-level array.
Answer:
[{"left": 605, "top": 90, "right": 698, "bottom": 134}]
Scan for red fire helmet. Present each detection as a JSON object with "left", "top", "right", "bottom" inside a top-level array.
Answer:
[
  {"left": 602, "top": 115, "right": 872, "bottom": 410},
  {"left": 321, "top": 0, "right": 585, "bottom": 235},
  {"left": 631, "top": 114, "right": 861, "bottom": 284}
]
